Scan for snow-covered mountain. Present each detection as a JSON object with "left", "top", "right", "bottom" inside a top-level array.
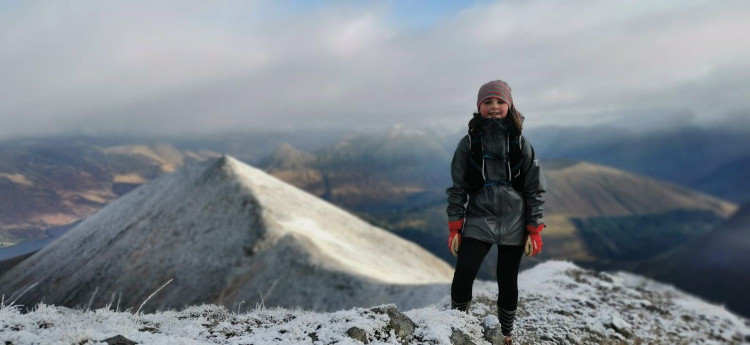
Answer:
[
  {"left": 0, "top": 155, "right": 453, "bottom": 313},
  {"left": 1, "top": 260, "right": 748, "bottom": 344}
]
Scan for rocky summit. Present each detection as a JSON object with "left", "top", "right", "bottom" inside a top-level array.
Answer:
[{"left": 1, "top": 260, "right": 748, "bottom": 344}]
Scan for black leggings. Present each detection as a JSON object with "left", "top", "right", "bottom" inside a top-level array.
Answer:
[{"left": 451, "top": 236, "right": 524, "bottom": 334}]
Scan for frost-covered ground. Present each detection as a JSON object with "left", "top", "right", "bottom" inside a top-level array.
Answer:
[{"left": 2, "top": 260, "right": 749, "bottom": 345}]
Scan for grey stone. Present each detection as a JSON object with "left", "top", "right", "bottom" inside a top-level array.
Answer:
[
  {"left": 605, "top": 313, "right": 632, "bottom": 338},
  {"left": 370, "top": 304, "right": 416, "bottom": 339},
  {"left": 483, "top": 327, "right": 504, "bottom": 344},
  {"left": 480, "top": 315, "right": 503, "bottom": 344},
  {"left": 101, "top": 335, "right": 137, "bottom": 345},
  {"left": 481, "top": 315, "right": 499, "bottom": 332},
  {"left": 449, "top": 328, "right": 476, "bottom": 345},
  {"left": 346, "top": 327, "right": 368, "bottom": 344},
  {"left": 308, "top": 332, "right": 319, "bottom": 341}
]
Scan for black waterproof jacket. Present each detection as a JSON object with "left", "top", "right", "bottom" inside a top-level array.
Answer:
[{"left": 445, "top": 116, "right": 546, "bottom": 245}]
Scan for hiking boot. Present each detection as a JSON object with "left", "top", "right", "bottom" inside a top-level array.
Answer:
[{"left": 503, "top": 335, "right": 512, "bottom": 345}]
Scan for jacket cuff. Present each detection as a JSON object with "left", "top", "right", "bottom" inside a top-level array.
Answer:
[
  {"left": 448, "top": 215, "right": 465, "bottom": 222},
  {"left": 526, "top": 218, "right": 544, "bottom": 226},
  {"left": 449, "top": 219, "right": 464, "bottom": 232},
  {"left": 526, "top": 223, "right": 545, "bottom": 234}
]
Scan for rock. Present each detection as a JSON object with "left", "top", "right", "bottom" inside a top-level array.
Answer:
[
  {"left": 346, "top": 327, "right": 368, "bottom": 344},
  {"left": 610, "top": 330, "right": 626, "bottom": 341},
  {"left": 552, "top": 309, "right": 574, "bottom": 317},
  {"left": 308, "top": 332, "right": 319, "bottom": 342},
  {"left": 483, "top": 328, "right": 503, "bottom": 344},
  {"left": 449, "top": 328, "right": 475, "bottom": 345},
  {"left": 481, "top": 315, "right": 499, "bottom": 331},
  {"left": 101, "top": 335, "right": 137, "bottom": 345},
  {"left": 604, "top": 313, "right": 632, "bottom": 338},
  {"left": 480, "top": 315, "right": 503, "bottom": 344},
  {"left": 369, "top": 304, "right": 416, "bottom": 339},
  {"left": 37, "top": 321, "right": 53, "bottom": 329}
]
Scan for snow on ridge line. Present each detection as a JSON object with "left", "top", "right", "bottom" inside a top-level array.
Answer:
[{"left": 221, "top": 155, "right": 454, "bottom": 284}]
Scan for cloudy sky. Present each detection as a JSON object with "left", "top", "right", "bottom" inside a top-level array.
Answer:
[{"left": 0, "top": 0, "right": 748, "bottom": 139}]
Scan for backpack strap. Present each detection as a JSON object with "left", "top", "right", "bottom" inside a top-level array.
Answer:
[
  {"left": 468, "top": 133, "right": 483, "bottom": 171},
  {"left": 510, "top": 134, "right": 524, "bottom": 192},
  {"left": 482, "top": 151, "right": 506, "bottom": 160},
  {"left": 466, "top": 133, "right": 485, "bottom": 194}
]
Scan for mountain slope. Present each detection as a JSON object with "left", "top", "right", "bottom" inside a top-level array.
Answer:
[
  {"left": 543, "top": 160, "right": 735, "bottom": 218},
  {"left": 694, "top": 154, "right": 750, "bottom": 203},
  {"left": 524, "top": 122, "right": 750, "bottom": 188},
  {"left": 0, "top": 140, "right": 218, "bottom": 245},
  {"left": 636, "top": 202, "right": 750, "bottom": 318},
  {"left": 0, "top": 155, "right": 453, "bottom": 313},
  {"left": 540, "top": 159, "right": 736, "bottom": 263}
]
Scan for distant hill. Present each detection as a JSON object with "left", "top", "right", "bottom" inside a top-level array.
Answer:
[
  {"left": 0, "top": 140, "right": 218, "bottom": 246},
  {"left": 542, "top": 159, "right": 734, "bottom": 217},
  {"left": 543, "top": 159, "right": 735, "bottom": 262},
  {"left": 262, "top": 127, "right": 452, "bottom": 212},
  {"left": 0, "top": 155, "right": 453, "bottom": 313},
  {"left": 694, "top": 154, "right": 750, "bottom": 203},
  {"left": 635, "top": 202, "right": 750, "bottom": 318},
  {"left": 522, "top": 123, "right": 750, "bottom": 202},
  {"left": 259, "top": 143, "right": 326, "bottom": 197}
]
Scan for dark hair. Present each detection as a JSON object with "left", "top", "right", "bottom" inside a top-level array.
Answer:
[{"left": 468, "top": 105, "right": 524, "bottom": 137}]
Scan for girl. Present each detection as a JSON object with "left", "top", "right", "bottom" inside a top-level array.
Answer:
[{"left": 446, "top": 80, "right": 546, "bottom": 345}]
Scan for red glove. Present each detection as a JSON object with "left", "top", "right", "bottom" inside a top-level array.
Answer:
[
  {"left": 525, "top": 223, "right": 545, "bottom": 257},
  {"left": 448, "top": 219, "right": 464, "bottom": 257}
]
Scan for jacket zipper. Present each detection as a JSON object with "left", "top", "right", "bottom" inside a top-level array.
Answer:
[
  {"left": 499, "top": 134, "right": 511, "bottom": 244},
  {"left": 482, "top": 135, "right": 501, "bottom": 242}
]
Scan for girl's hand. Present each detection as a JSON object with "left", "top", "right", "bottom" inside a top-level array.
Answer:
[
  {"left": 524, "top": 234, "right": 534, "bottom": 256},
  {"left": 450, "top": 233, "right": 461, "bottom": 257},
  {"left": 525, "top": 224, "right": 545, "bottom": 257},
  {"left": 448, "top": 219, "right": 464, "bottom": 257}
]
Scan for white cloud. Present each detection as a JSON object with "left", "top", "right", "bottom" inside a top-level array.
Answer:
[{"left": 0, "top": 0, "right": 748, "bottom": 138}]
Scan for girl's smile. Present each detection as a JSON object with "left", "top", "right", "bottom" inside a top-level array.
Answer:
[{"left": 479, "top": 97, "right": 509, "bottom": 118}]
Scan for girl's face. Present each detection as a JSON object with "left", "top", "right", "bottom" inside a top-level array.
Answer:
[{"left": 479, "top": 97, "right": 509, "bottom": 118}]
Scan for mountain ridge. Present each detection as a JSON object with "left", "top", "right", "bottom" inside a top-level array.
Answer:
[{"left": 0, "top": 155, "right": 453, "bottom": 313}]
